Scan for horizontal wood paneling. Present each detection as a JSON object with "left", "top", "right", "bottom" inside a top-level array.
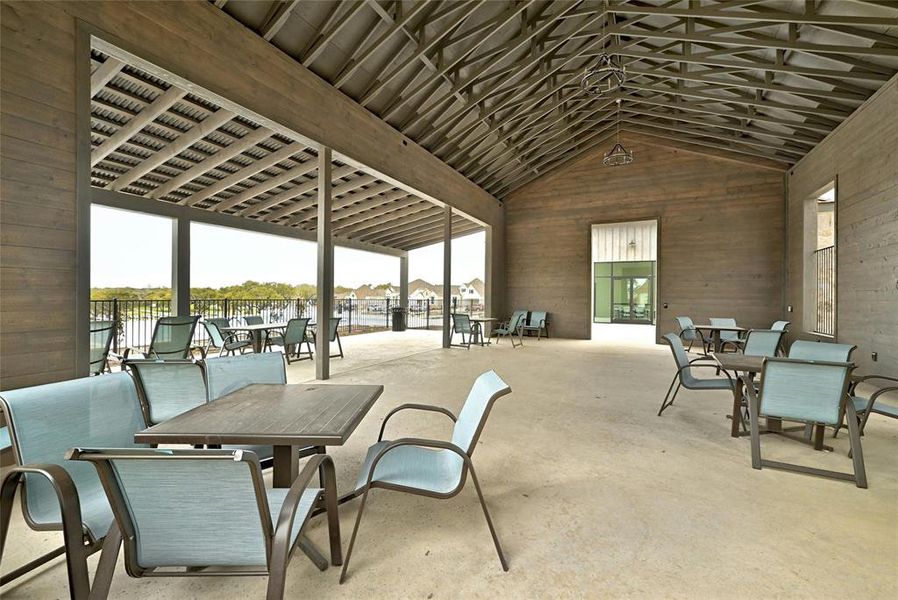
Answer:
[
  {"left": 506, "top": 133, "right": 785, "bottom": 340},
  {"left": 787, "top": 77, "right": 898, "bottom": 375},
  {"left": 0, "top": 2, "right": 78, "bottom": 389}
]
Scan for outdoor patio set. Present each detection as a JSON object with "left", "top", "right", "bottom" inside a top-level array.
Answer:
[
  {"left": 0, "top": 348, "right": 514, "bottom": 598},
  {"left": 450, "top": 309, "right": 549, "bottom": 349},
  {"left": 662, "top": 317, "right": 897, "bottom": 489},
  {"left": 87, "top": 314, "right": 345, "bottom": 374}
]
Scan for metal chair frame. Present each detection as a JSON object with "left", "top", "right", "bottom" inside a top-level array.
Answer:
[
  {"left": 744, "top": 358, "right": 866, "bottom": 488},
  {"left": 123, "top": 315, "right": 200, "bottom": 362},
  {"left": 89, "top": 320, "right": 117, "bottom": 375},
  {"left": 68, "top": 448, "right": 342, "bottom": 600},
  {"left": 202, "top": 318, "right": 250, "bottom": 358},
  {"left": 265, "top": 318, "right": 314, "bottom": 363},
  {"left": 450, "top": 313, "right": 479, "bottom": 349}
]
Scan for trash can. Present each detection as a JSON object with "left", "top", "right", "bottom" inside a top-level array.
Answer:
[{"left": 391, "top": 306, "right": 407, "bottom": 332}]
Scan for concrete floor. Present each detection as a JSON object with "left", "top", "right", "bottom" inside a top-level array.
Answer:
[{"left": 3, "top": 330, "right": 897, "bottom": 599}]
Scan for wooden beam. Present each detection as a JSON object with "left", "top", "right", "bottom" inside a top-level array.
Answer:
[
  {"left": 333, "top": 200, "right": 431, "bottom": 234},
  {"left": 151, "top": 126, "right": 272, "bottom": 199},
  {"left": 260, "top": 0, "right": 300, "bottom": 41},
  {"left": 264, "top": 170, "right": 373, "bottom": 221},
  {"left": 607, "top": 5, "right": 898, "bottom": 26},
  {"left": 91, "top": 85, "right": 187, "bottom": 166},
  {"left": 316, "top": 147, "right": 333, "bottom": 380},
  {"left": 181, "top": 142, "right": 307, "bottom": 206},
  {"left": 244, "top": 164, "right": 356, "bottom": 219},
  {"left": 109, "top": 108, "right": 236, "bottom": 191},
  {"left": 212, "top": 157, "right": 317, "bottom": 213},
  {"left": 90, "top": 56, "right": 124, "bottom": 96},
  {"left": 442, "top": 206, "right": 451, "bottom": 348}
]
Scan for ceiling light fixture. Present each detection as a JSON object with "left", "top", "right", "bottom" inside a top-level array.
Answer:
[
  {"left": 581, "top": 2, "right": 625, "bottom": 96},
  {"left": 603, "top": 99, "right": 633, "bottom": 167}
]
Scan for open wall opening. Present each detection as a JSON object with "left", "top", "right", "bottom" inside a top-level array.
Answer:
[
  {"left": 803, "top": 183, "right": 837, "bottom": 337},
  {"left": 591, "top": 220, "right": 658, "bottom": 345}
]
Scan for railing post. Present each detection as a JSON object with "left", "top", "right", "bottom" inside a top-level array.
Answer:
[
  {"left": 386, "top": 297, "right": 391, "bottom": 328},
  {"left": 426, "top": 298, "right": 431, "bottom": 329},
  {"left": 112, "top": 298, "right": 119, "bottom": 353},
  {"left": 223, "top": 298, "right": 230, "bottom": 320},
  {"left": 348, "top": 298, "right": 352, "bottom": 334}
]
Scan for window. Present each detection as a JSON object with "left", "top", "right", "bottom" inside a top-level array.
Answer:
[{"left": 811, "top": 185, "right": 836, "bottom": 335}]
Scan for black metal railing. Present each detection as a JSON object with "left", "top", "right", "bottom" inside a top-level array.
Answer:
[
  {"left": 89, "top": 296, "right": 486, "bottom": 351},
  {"left": 814, "top": 245, "right": 835, "bottom": 336}
]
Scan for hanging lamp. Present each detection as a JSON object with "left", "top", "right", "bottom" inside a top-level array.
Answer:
[
  {"left": 581, "top": 1, "right": 625, "bottom": 96},
  {"left": 603, "top": 99, "right": 633, "bottom": 167}
]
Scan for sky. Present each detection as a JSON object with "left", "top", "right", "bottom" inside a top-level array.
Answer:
[{"left": 90, "top": 204, "right": 485, "bottom": 288}]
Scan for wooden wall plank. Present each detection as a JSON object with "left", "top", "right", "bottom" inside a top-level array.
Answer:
[
  {"left": 786, "top": 77, "right": 898, "bottom": 375},
  {"left": 505, "top": 133, "right": 786, "bottom": 341}
]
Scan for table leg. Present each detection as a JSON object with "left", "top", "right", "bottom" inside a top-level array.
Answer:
[
  {"left": 252, "top": 331, "right": 264, "bottom": 353},
  {"left": 713, "top": 330, "right": 721, "bottom": 353},
  {"left": 766, "top": 416, "right": 783, "bottom": 433},
  {"left": 273, "top": 445, "right": 299, "bottom": 488},
  {"left": 731, "top": 376, "right": 744, "bottom": 438}
]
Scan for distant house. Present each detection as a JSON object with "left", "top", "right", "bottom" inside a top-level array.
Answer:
[
  {"left": 458, "top": 278, "right": 484, "bottom": 301},
  {"left": 344, "top": 283, "right": 396, "bottom": 301},
  {"left": 409, "top": 278, "right": 439, "bottom": 301}
]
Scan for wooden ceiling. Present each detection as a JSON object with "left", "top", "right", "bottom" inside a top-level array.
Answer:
[
  {"left": 215, "top": 0, "right": 898, "bottom": 195},
  {"left": 89, "top": 49, "right": 482, "bottom": 252}
]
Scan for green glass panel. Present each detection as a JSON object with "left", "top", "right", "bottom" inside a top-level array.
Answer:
[
  {"left": 613, "top": 261, "right": 654, "bottom": 277},
  {"left": 594, "top": 262, "right": 612, "bottom": 277},
  {"left": 594, "top": 277, "right": 611, "bottom": 322}
]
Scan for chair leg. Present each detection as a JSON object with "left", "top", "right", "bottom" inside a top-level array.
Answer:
[
  {"left": 339, "top": 485, "right": 374, "bottom": 584},
  {"left": 89, "top": 523, "right": 122, "bottom": 600},
  {"left": 657, "top": 377, "right": 681, "bottom": 416},
  {"left": 467, "top": 463, "right": 509, "bottom": 571},
  {"left": 845, "top": 402, "right": 867, "bottom": 488},
  {"left": 746, "top": 381, "right": 762, "bottom": 470}
]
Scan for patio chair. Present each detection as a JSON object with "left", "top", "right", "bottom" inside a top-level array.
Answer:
[
  {"left": 202, "top": 317, "right": 251, "bottom": 358},
  {"left": 245, "top": 314, "right": 268, "bottom": 347},
  {"left": 68, "top": 447, "right": 342, "bottom": 599},
  {"left": 788, "top": 340, "right": 856, "bottom": 362},
  {"left": 658, "top": 333, "right": 733, "bottom": 416},
  {"left": 340, "top": 370, "right": 512, "bottom": 583},
  {"left": 674, "top": 316, "right": 709, "bottom": 354},
  {"left": 493, "top": 310, "right": 526, "bottom": 347},
  {"left": 451, "top": 313, "right": 479, "bottom": 349},
  {"left": 835, "top": 375, "right": 898, "bottom": 439},
  {"left": 741, "top": 329, "right": 785, "bottom": 358},
  {"left": 311, "top": 317, "right": 343, "bottom": 359},
  {"left": 89, "top": 320, "right": 117, "bottom": 375},
  {"left": 125, "top": 359, "right": 209, "bottom": 427},
  {"left": 770, "top": 321, "right": 790, "bottom": 354},
  {"left": 710, "top": 317, "right": 743, "bottom": 352},
  {"left": 744, "top": 358, "right": 866, "bottom": 488},
  {"left": 521, "top": 310, "right": 549, "bottom": 340},
  {"left": 123, "top": 315, "right": 200, "bottom": 361},
  {"left": 265, "top": 318, "right": 314, "bottom": 363},
  {"left": 205, "top": 352, "right": 296, "bottom": 465},
  {"left": 0, "top": 373, "right": 146, "bottom": 598}
]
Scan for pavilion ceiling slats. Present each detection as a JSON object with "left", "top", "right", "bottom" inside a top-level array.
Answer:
[
  {"left": 213, "top": 0, "right": 897, "bottom": 197},
  {"left": 88, "top": 45, "right": 482, "bottom": 251}
]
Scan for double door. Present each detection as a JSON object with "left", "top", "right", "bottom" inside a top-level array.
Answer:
[{"left": 612, "top": 276, "right": 653, "bottom": 323}]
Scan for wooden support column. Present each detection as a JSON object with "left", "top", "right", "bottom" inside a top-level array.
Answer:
[
  {"left": 399, "top": 254, "right": 409, "bottom": 311},
  {"left": 442, "top": 206, "right": 452, "bottom": 348},
  {"left": 316, "top": 146, "right": 334, "bottom": 380},
  {"left": 171, "top": 215, "right": 191, "bottom": 316}
]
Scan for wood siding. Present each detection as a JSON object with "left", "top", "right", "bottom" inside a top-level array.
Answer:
[
  {"left": 592, "top": 220, "right": 658, "bottom": 262},
  {"left": 786, "top": 76, "right": 898, "bottom": 375},
  {"left": 506, "top": 133, "right": 786, "bottom": 341},
  {"left": 0, "top": 1, "right": 504, "bottom": 389}
]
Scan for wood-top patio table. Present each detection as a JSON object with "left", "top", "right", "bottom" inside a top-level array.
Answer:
[
  {"left": 220, "top": 322, "right": 287, "bottom": 353},
  {"left": 470, "top": 317, "right": 498, "bottom": 345},
  {"left": 134, "top": 383, "right": 384, "bottom": 488}
]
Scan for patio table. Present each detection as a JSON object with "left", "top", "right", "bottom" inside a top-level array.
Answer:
[
  {"left": 695, "top": 324, "right": 748, "bottom": 353},
  {"left": 470, "top": 317, "right": 498, "bottom": 346},
  {"left": 220, "top": 322, "right": 287, "bottom": 353},
  {"left": 135, "top": 383, "right": 384, "bottom": 488}
]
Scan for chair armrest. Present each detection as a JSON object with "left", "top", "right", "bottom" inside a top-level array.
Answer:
[
  {"left": 362, "top": 437, "right": 470, "bottom": 491},
  {"left": 378, "top": 404, "right": 457, "bottom": 442},
  {"left": 271, "top": 454, "right": 341, "bottom": 569},
  {"left": 688, "top": 356, "right": 717, "bottom": 364},
  {"left": 676, "top": 363, "right": 734, "bottom": 388},
  {"left": 1, "top": 463, "right": 86, "bottom": 545}
]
